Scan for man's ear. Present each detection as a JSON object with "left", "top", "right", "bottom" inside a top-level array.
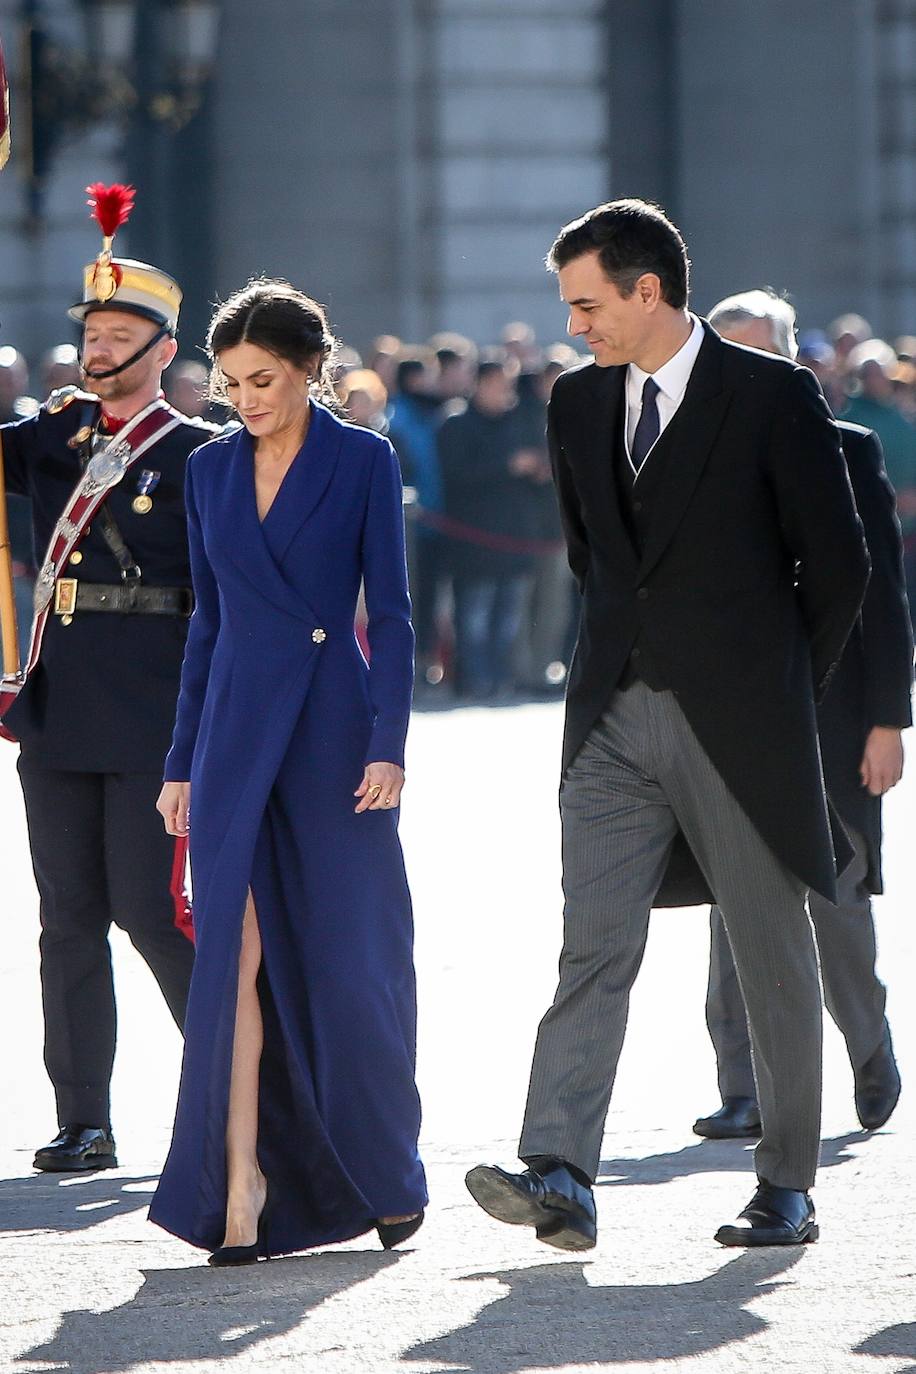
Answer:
[
  {"left": 636, "top": 273, "right": 663, "bottom": 310},
  {"left": 160, "top": 336, "right": 180, "bottom": 371}
]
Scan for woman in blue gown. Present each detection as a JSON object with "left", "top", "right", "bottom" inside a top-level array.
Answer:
[{"left": 150, "top": 280, "right": 427, "bottom": 1262}]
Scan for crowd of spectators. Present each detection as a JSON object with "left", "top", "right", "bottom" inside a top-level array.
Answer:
[
  {"left": 351, "top": 327, "right": 583, "bottom": 704},
  {"left": 803, "top": 315, "right": 916, "bottom": 618},
  {"left": 4, "top": 308, "right": 916, "bottom": 706}
]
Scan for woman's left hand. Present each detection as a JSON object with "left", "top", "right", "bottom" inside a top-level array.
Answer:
[{"left": 354, "top": 762, "right": 405, "bottom": 813}]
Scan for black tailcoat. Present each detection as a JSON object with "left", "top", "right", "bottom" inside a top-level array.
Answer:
[
  {"left": 818, "top": 422, "right": 914, "bottom": 893},
  {"left": 1, "top": 399, "right": 218, "bottom": 772},
  {"left": 550, "top": 323, "right": 870, "bottom": 905}
]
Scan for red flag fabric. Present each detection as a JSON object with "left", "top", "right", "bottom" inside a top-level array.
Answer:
[
  {"left": 170, "top": 835, "right": 195, "bottom": 944},
  {"left": 0, "top": 38, "right": 9, "bottom": 169}
]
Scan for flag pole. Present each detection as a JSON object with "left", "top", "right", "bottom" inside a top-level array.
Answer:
[
  {"left": 0, "top": 436, "right": 20, "bottom": 676},
  {"left": 0, "top": 42, "right": 19, "bottom": 675}
]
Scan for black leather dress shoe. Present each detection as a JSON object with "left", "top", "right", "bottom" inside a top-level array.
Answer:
[
  {"left": 715, "top": 1180, "right": 817, "bottom": 1247},
  {"left": 465, "top": 1162, "right": 597, "bottom": 1251},
  {"left": 854, "top": 1024, "right": 901, "bottom": 1130},
  {"left": 33, "top": 1125, "right": 118, "bottom": 1173},
  {"left": 693, "top": 1097, "right": 762, "bottom": 1139}
]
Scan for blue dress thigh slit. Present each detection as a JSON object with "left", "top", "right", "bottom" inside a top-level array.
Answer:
[{"left": 148, "top": 402, "right": 427, "bottom": 1255}]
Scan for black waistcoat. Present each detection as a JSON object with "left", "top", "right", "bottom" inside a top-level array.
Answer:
[{"left": 613, "top": 410, "right": 676, "bottom": 690}]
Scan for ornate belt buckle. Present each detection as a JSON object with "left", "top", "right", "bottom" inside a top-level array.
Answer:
[{"left": 54, "top": 578, "right": 78, "bottom": 615}]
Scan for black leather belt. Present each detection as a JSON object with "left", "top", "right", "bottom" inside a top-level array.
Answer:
[{"left": 54, "top": 579, "right": 194, "bottom": 617}]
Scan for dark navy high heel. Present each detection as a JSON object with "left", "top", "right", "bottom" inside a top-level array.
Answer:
[
  {"left": 376, "top": 1209, "right": 424, "bottom": 1249},
  {"left": 208, "top": 1183, "right": 270, "bottom": 1266}
]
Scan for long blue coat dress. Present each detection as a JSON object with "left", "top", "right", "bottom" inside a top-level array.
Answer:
[{"left": 149, "top": 402, "right": 427, "bottom": 1255}]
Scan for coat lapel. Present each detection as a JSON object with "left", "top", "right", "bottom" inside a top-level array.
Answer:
[
  {"left": 260, "top": 401, "right": 343, "bottom": 565},
  {"left": 220, "top": 409, "right": 337, "bottom": 624},
  {"left": 636, "top": 324, "right": 732, "bottom": 581}
]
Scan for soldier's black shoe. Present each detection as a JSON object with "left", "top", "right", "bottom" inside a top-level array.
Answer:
[
  {"left": 715, "top": 1180, "right": 817, "bottom": 1247},
  {"left": 465, "top": 1162, "right": 597, "bottom": 1251},
  {"left": 855, "top": 1024, "right": 901, "bottom": 1130},
  {"left": 693, "top": 1096, "right": 762, "bottom": 1139},
  {"left": 33, "top": 1125, "right": 118, "bottom": 1173}
]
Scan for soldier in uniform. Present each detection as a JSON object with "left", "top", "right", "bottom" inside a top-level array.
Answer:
[{"left": 0, "top": 185, "right": 217, "bottom": 1171}]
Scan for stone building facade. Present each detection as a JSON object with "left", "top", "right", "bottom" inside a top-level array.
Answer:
[{"left": 1, "top": 0, "right": 914, "bottom": 362}]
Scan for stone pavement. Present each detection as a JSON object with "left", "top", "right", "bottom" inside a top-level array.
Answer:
[{"left": 1, "top": 702, "right": 914, "bottom": 1374}]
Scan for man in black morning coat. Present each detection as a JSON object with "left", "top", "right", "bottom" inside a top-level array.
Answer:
[
  {"left": 693, "top": 290, "right": 913, "bottom": 1144},
  {"left": 466, "top": 199, "right": 869, "bottom": 1251},
  {"left": 1, "top": 227, "right": 216, "bottom": 1172}
]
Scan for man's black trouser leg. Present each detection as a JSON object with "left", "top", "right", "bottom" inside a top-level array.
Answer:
[{"left": 17, "top": 760, "right": 194, "bottom": 1128}]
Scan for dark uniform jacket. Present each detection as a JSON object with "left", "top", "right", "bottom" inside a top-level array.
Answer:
[
  {"left": 550, "top": 323, "right": 870, "bottom": 906},
  {"left": 1, "top": 395, "right": 217, "bottom": 772},
  {"left": 819, "top": 422, "right": 914, "bottom": 893}
]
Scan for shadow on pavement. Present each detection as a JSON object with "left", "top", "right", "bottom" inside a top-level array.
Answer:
[
  {"left": 596, "top": 1132, "right": 866, "bottom": 1187},
  {"left": 16, "top": 1249, "right": 401, "bottom": 1373},
  {"left": 855, "top": 1322, "right": 916, "bottom": 1373},
  {"left": 0, "top": 1172, "right": 158, "bottom": 1234},
  {"left": 405, "top": 1247, "right": 806, "bottom": 1371}
]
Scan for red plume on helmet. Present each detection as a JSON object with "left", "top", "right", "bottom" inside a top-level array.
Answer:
[
  {"left": 85, "top": 183, "right": 136, "bottom": 303},
  {"left": 85, "top": 182, "right": 136, "bottom": 241}
]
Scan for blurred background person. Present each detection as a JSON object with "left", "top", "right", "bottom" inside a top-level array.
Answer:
[
  {"left": 840, "top": 339, "right": 916, "bottom": 625},
  {"left": 797, "top": 331, "right": 845, "bottom": 414},
  {"left": 890, "top": 337, "right": 916, "bottom": 422},
  {"left": 330, "top": 342, "right": 364, "bottom": 383},
  {"left": 513, "top": 348, "right": 577, "bottom": 696},
  {"left": 165, "top": 357, "right": 213, "bottom": 420},
  {"left": 338, "top": 367, "right": 389, "bottom": 433},
  {"left": 829, "top": 312, "right": 873, "bottom": 377},
  {"left": 40, "top": 344, "right": 80, "bottom": 396},
  {"left": 500, "top": 320, "right": 541, "bottom": 372},
  {"left": 500, "top": 320, "right": 542, "bottom": 416},
  {"left": 0, "top": 345, "right": 37, "bottom": 420},
  {"left": 890, "top": 354, "right": 916, "bottom": 426},
  {"left": 387, "top": 352, "right": 440, "bottom": 477},
  {"left": 367, "top": 334, "right": 402, "bottom": 395},
  {"left": 438, "top": 352, "right": 541, "bottom": 701},
  {"left": 430, "top": 332, "right": 478, "bottom": 404},
  {"left": 387, "top": 352, "right": 449, "bottom": 691}
]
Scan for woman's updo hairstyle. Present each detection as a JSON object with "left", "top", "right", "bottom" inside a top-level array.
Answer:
[{"left": 207, "top": 278, "right": 339, "bottom": 410}]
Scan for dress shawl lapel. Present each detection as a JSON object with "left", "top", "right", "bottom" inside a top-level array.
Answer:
[
  {"left": 635, "top": 325, "right": 732, "bottom": 581},
  {"left": 260, "top": 402, "right": 343, "bottom": 564},
  {"left": 219, "top": 403, "right": 340, "bottom": 624}
]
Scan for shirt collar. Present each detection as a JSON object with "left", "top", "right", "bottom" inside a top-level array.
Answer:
[{"left": 628, "top": 313, "right": 704, "bottom": 404}]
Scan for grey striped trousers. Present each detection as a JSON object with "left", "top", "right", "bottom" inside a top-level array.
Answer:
[
  {"left": 519, "top": 679, "right": 822, "bottom": 1191},
  {"left": 707, "top": 824, "right": 887, "bottom": 1099}
]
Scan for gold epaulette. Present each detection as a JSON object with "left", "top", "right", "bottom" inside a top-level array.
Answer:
[{"left": 45, "top": 386, "right": 101, "bottom": 414}]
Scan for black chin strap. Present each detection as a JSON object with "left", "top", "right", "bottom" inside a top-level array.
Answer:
[{"left": 80, "top": 323, "right": 172, "bottom": 380}]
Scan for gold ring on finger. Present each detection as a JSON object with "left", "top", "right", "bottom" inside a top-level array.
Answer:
[{"left": 369, "top": 783, "right": 382, "bottom": 798}]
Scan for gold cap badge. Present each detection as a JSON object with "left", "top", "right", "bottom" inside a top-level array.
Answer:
[{"left": 68, "top": 183, "right": 182, "bottom": 332}]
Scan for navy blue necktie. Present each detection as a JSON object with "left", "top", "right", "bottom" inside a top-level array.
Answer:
[{"left": 631, "top": 376, "right": 660, "bottom": 472}]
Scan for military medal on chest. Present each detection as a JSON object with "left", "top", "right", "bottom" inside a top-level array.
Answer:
[{"left": 132, "top": 468, "right": 160, "bottom": 514}]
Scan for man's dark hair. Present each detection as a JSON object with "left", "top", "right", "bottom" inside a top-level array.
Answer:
[
  {"left": 547, "top": 199, "right": 690, "bottom": 309},
  {"left": 475, "top": 348, "right": 510, "bottom": 384},
  {"left": 395, "top": 355, "right": 429, "bottom": 395},
  {"left": 429, "top": 331, "right": 478, "bottom": 369}
]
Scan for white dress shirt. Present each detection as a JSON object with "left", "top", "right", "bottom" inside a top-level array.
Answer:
[{"left": 625, "top": 314, "right": 705, "bottom": 474}]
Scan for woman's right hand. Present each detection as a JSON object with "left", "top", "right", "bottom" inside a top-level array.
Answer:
[{"left": 157, "top": 781, "right": 191, "bottom": 836}]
